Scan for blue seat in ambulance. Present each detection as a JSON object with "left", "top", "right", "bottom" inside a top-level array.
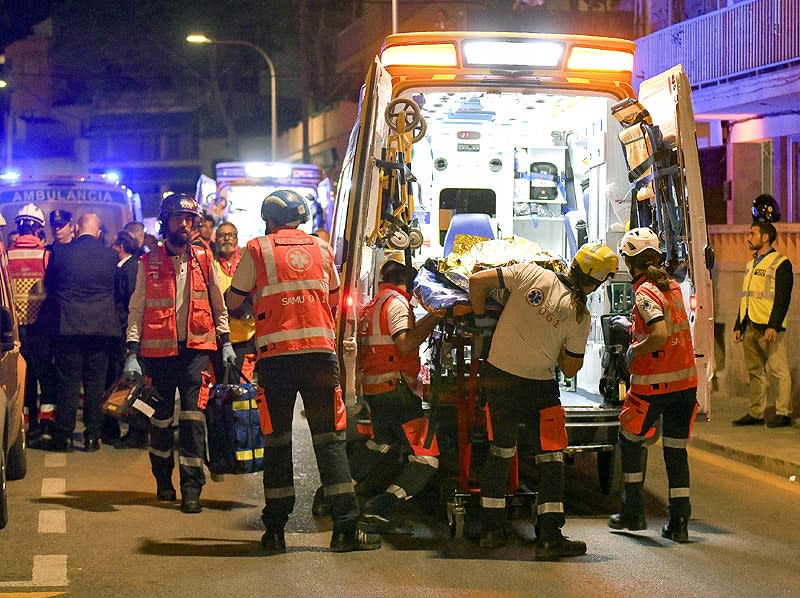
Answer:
[{"left": 442, "top": 213, "right": 495, "bottom": 257}]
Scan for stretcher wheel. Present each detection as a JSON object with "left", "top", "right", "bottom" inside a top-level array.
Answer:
[
  {"left": 410, "top": 115, "right": 427, "bottom": 143},
  {"left": 447, "top": 500, "right": 466, "bottom": 539},
  {"left": 385, "top": 98, "right": 421, "bottom": 132}
]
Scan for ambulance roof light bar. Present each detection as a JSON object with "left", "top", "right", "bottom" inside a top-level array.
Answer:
[
  {"left": 462, "top": 40, "right": 564, "bottom": 67},
  {"left": 244, "top": 162, "right": 293, "bottom": 179},
  {"left": 566, "top": 47, "right": 634, "bottom": 72},
  {"left": 381, "top": 43, "right": 458, "bottom": 67}
]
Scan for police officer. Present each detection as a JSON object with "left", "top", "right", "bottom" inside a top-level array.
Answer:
[
  {"left": 226, "top": 189, "right": 381, "bottom": 554},
  {"left": 355, "top": 251, "right": 441, "bottom": 534},
  {"left": 732, "top": 216, "right": 794, "bottom": 428},
  {"left": 125, "top": 193, "right": 233, "bottom": 513},
  {"left": 468, "top": 242, "right": 618, "bottom": 560},
  {"left": 608, "top": 228, "right": 698, "bottom": 543},
  {"left": 7, "top": 204, "right": 53, "bottom": 439},
  {"left": 49, "top": 210, "right": 75, "bottom": 246}
]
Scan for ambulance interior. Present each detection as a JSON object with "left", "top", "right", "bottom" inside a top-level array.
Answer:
[{"left": 390, "top": 88, "right": 637, "bottom": 400}]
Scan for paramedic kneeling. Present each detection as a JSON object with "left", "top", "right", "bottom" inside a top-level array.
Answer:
[
  {"left": 226, "top": 189, "right": 380, "bottom": 554},
  {"left": 468, "top": 242, "right": 618, "bottom": 560},
  {"left": 355, "top": 251, "right": 442, "bottom": 534}
]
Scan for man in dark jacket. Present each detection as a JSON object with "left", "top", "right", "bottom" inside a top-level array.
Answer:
[
  {"left": 109, "top": 229, "right": 148, "bottom": 449},
  {"left": 44, "top": 213, "right": 121, "bottom": 452}
]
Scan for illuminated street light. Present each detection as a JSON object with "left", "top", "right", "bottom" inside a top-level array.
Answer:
[{"left": 187, "top": 34, "right": 278, "bottom": 160}]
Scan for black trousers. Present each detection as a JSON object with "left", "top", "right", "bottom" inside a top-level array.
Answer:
[
  {"left": 353, "top": 382, "right": 438, "bottom": 499},
  {"left": 54, "top": 335, "right": 116, "bottom": 440},
  {"left": 480, "top": 363, "right": 566, "bottom": 540},
  {"left": 144, "top": 348, "right": 210, "bottom": 498},
  {"left": 618, "top": 387, "right": 698, "bottom": 519},
  {"left": 256, "top": 352, "right": 359, "bottom": 533},
  {"left": 19, "top": 324, "right": 57, "bottom": 428}
]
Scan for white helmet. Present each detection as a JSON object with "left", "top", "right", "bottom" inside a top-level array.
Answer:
[
  {"left": 15, "top": 203, "right": 45, "bottom": 227},
  {"left": 618, "top": 227, "right": 661, "bottom": 258}
]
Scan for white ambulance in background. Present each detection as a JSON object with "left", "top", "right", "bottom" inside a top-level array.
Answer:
[
  {"left": 0, "top": 174, "right": 141, "bottom": 244},
  {"left": 197, "top": 161, "right": 334, "bottom": 246}
]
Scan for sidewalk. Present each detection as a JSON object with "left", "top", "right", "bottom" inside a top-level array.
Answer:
[{"left": 692, "top": 390, "right": 800, "bottom": 480}]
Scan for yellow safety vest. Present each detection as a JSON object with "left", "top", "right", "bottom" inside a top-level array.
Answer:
[
  {"left": 739, "top": 250, "right": 788, "bottom": 328},
  {"left": 214, "top": 259, "right": 255, "bottom": 344}
]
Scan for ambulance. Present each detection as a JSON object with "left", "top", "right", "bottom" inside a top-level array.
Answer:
[
  {"left": 197, "top": 161, "right": 334, "bottom": 246},
  {"left": 0, "top": 173, "right": 141, "bottom": 244},
  {"left": 331, "top": 31, "right": 714, "bottom": 496}
]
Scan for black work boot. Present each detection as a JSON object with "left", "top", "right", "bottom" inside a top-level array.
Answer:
[
  {"left": 330, "top": 526, "right": 382, "bottom": 552},
  {"left": 608, "top": 512, "right": 647, "bottom": 531},
  {"left": 662, "top": 517, "right": 689, "bottom": 543},
  {"left": 261, "top": 529, "right": 287, "bottom": 554},
  {"left": 359, "top": 492, "right": 403, "bottom": 534},
  {"left": 535, "top": 533, "right": 587, "bottom": 561}
]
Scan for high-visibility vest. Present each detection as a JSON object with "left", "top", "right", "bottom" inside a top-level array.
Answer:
[
  {"left": 7, "top": 235, "right": 47, "bottom": 326},
  {"left": 214, "top": 250, "right": 255, "bottom": 344},
  {"left": 247, "top": 228, "right": 336, "bottom": 359},
  {"left": 358, "top": 284, "right": 421, "bottom": 395},
  {"left": 739, "top": 250, "right": 788, "bottom": 328},
  {"left": 629, "top": 278, "right": 697, "bottom": 396},
  {"left": 140, "top": 244, "right": 217, "bottom": 357}
]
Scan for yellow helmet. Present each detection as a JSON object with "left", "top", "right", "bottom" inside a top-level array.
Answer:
[{"left": 574, "top": 242, "right": 619, "bottom": 283}]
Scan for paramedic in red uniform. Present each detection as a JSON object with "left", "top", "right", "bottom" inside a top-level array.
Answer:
[
  {"left": 608, "top": 227, "right": 698, "bottom": 543},
  {"left": 355, "top": 251, "right": 442, "bottom": 534},
  {"left": 7, "top": 204, "right": 52, "bottom": 439},
  {"left": 226, "top": 189, "right": 381, "bottom": 554},
  {"left": 125, "top": 193, "right": 233, "bottom": 514},
  {"left": 468, "top": 242, "right": 618, "bottom": 560}
]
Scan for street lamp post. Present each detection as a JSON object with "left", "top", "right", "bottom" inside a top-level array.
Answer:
[
  {"left": 187, "top": 34, "right": 278, "bottom": 160},
  {"left": 0, "top": 80, "right": 11, "bottom": 170}
]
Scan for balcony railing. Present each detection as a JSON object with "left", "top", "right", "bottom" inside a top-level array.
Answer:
[{"left": 634, "top": 0, "right": 800, "bottom": 87}]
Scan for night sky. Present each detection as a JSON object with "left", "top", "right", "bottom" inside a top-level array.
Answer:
[{"left": 0, "top": 0, "right": 54, "bottom": 48}]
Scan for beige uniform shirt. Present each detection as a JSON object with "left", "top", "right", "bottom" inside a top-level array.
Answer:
[{"left": 488, "top": 262, "right": 590, "bottom": 380}]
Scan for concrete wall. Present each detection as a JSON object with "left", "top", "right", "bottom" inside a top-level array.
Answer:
[{"left": 712, "top": 251, "right": 800, "bottom": 420}]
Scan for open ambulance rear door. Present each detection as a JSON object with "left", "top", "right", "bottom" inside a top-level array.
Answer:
[
  {"left": 634, "top": 65, "right": 715, "bottom": 416},
  {"left": 332, "top": 57, "right": 394, "bottom": 404}
]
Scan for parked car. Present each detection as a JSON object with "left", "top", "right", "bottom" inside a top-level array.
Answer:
[{"left": 0, "top": 247, "right": 26, "bottom": 530}]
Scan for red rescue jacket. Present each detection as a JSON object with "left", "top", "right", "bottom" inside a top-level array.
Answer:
[
  {"left": 629, "top": 278, "right": 697, "bottom": 396},
  {"left": 358, "top": 284, "right": 421, "bottom": 395},
  {"left": 140, "top": 244, "right": 216, "bottom": 357},
  {"left": 247, "top": 228, "right": 336, "bottom": 359}
]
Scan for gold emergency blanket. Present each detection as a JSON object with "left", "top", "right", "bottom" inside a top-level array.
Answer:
[{"left": 439, "top": 234, "right": 566, "bottom": 304}]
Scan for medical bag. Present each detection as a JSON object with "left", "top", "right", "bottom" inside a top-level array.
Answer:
[
  {"left": 205, "top": 365, "right": 264, "bottom": 475},
  {"left": 101, "top": 372, "right": 161, "bottom": 430}
]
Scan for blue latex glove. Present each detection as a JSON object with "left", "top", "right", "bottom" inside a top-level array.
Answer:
[
  {"left": 123, "top": 353, "right": 142, "bottom": 379},
  {"left": 221, "top": 342, "right": 236, "bottom": 366},
  {"left": 625, "top": 345, "right": 634, "bottom": 368}
]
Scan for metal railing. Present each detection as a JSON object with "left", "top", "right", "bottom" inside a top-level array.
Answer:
[{"left": 635, "top": 0, "right": 800, "bottom": 87}]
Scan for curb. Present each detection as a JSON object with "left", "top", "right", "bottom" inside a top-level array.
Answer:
[{"left": 692, "top": 437, "right": 800, "bottom": 480}]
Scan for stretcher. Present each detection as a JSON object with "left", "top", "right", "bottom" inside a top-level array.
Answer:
[{"left": 426, "top": 315, "right": 537, "bottom": 538}]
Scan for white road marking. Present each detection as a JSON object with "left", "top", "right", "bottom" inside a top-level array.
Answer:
[
  {"left": 40, "top": 478, "right": 66, "bottom": 498},
  {"left": 43, "top": 453, "right": 67, "bottom": 468},
  {"left": 38, "top": 510, "right": 66, "bottom": 534},
  {"left": 0, "top": 555, "right": 68, "bottom": 587}
]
